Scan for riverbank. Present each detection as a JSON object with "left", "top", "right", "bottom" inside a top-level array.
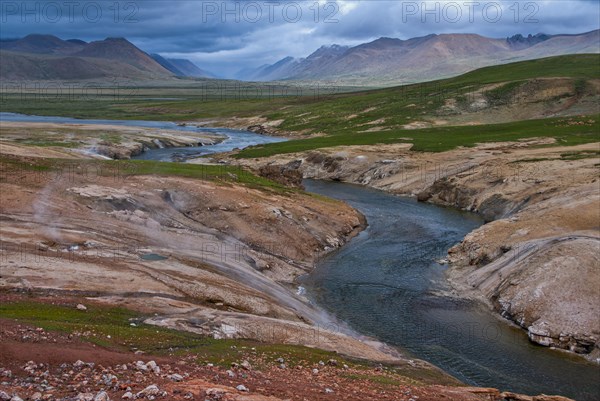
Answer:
[
  {"left": 234, "top": 138, "right": 600, "bottom": 363},
  {"left": 2, "top": 294, "right": 539, "bottom": 401},
  {"left": 0, "top": 120, "right": 224, "bottom": 160}
]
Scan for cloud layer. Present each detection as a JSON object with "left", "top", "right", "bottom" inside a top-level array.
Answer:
[{"left": 1, "top": 0, "right": 598, "bottom": 77}]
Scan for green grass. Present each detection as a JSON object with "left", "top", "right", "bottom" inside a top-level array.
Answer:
[
  {"left": 448, "top": 54, "right": 600, "bottom": 85},
  {"left": 100, "top": 133, "right": 123, "bottom": 144},
  {"left": 15, "top": 139, "right": 81, "bottom": 148},
  {"left": 0, "top": 300, "right": 205, "bottom": 352},
  {"left": 0, "top": 81, "right": 353, "bottom": 121},
  {"left": 126, "top": 160, "right": 291, "bottom": 193},
  {"left": 1, "top": 54, "right": 597, "bottom": 124},
  {"left": 235, "top": 115, "right": 600, "bottom": 158},
  {"left": 0, "top": 299, "right": 345, "bottom": 363},
  {"left": 484, "top": 81, "right": 524, "bottom": 106},
  {"left": 0, "top": 155, "right": 53, "bottom": 171}
]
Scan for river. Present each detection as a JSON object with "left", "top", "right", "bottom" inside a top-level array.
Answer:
[
  {"left": 3, "top": 112, "right": 599, "bottom": 400},
  {"left": 0, "top": 112, "right": 286, "bottom": 161},
  {"left": 302, "top": 180, "right": 600, "bottom": 401}
]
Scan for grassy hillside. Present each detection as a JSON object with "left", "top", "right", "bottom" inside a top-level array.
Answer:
[
  {"left": 248, "top": 54, "right": 599, "bottom": 135},
  {"left": 235, "top": 116, "right": 599, "bottom": 157},
  {"left": 448, "top": 54, "right": 599, "bottom": 84}
]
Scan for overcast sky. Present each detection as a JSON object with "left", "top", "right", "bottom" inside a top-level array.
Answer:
[{"left": 1, "top": 0, "right": 598, "bottom": 77}]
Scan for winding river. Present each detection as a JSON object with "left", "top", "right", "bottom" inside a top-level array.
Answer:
[
  {"left": 3, "top": 113, "right": 599, "bottom": 400},
  {"left": 302, "top": 180, "right": 600, "bottom": 401}
]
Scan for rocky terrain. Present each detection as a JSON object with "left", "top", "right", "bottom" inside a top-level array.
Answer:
[
  {"left": 236, "top": 138, "right": 600, "bottom": 361},
  {"left": 0, "top": 130, "right": 554, "bottom": 401},
  {"left": 0, "top": 154, "right": 372, "bottom": 352},
  {"left": 1, "top": 299, "right": 572, "bottom": 401}
]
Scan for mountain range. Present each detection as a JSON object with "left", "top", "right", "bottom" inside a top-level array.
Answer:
[
  {"left": 1, "top": 30, "right": 598, "bottom": 84},
  {"left": 0, "top": 34, "right": 214, "bottom": 81},
  {"left": 237, "top": 30, "right": 600, "bottom": 85}
]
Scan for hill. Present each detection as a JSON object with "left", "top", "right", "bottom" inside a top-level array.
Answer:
[
  {"left": 150, "top": 53, "right": 186, "bottom": 76},
  {"left": 240, "top": 30, "right": 600, "bottom": 85},
  {"left": 0, "top": 49, "right": 169, "bottom": 80}
]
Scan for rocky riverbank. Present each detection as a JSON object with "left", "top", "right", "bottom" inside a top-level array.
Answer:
[
  {"left": 0, "top": 153, "right": 383, "bottom": 358},
  {"left": 235, "top": 139, "right": 600, "bottom": 361},
  {"left": 0, "top": 121, "right": 223, "bottom": 160},
  {"left": 0, "top": 296, "right": 577, "bottom": 401}
]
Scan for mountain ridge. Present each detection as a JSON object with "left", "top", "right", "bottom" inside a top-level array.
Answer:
[
  {"left": 237, "top": 30, "right": 600, "bottom": 85},
  {"left": 1, "top": 31, "right": 598, "bottom": 84}
]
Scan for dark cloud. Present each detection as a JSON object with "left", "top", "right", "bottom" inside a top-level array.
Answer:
[{"left": 1, "top": 1, "right": 598, "bottom": 77}]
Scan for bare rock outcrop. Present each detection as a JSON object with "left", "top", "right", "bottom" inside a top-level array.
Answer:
[{"left": 451, "top": 236, "right": 600, "bottom": 355}]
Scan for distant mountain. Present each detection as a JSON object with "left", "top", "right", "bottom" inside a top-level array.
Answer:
[
  {"left": 0, "top": 34, "right": 213, "bottom": 81},
  {"left": 150, "top": 54, "right": 185, "bottom": 76},
  {"left": 3, "top": 31, "right": 598, "bottom": 84},
  {"left": 72, "top": 37, "right": 169, "bottom": 75},
  {"left": 237, "top": 45, "right": 351, "bottom": 81},
  {"left": 238, "top": 30, "right": 600, "bottom": 85},
  {"left": 169, "top": 59, "right": 216, "bottom": 78},
  {"left": 0, "top": 50, "right": 164, "bottom": 81},
  {"left": 66, "top": 39, "right": 88, "bottom": 46},
  {"left": 506, "top": 33, "right": 551, "bottom": 50},
  {"left": 244, "top": 56, "right": 300, "bottom": 81},
  {"left": 151, "top": 54, "right": 216, "bottom": 78},
  {"left": 1, "top": 34, "right": 86, "bottom": 55}
]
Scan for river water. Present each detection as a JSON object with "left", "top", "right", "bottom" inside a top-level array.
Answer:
[
  {"left": 302, "top": 179, "right": 600, "bottom": 401},
  {"left": 3, "top": 112, "right": 598, "bottom": 400}
]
